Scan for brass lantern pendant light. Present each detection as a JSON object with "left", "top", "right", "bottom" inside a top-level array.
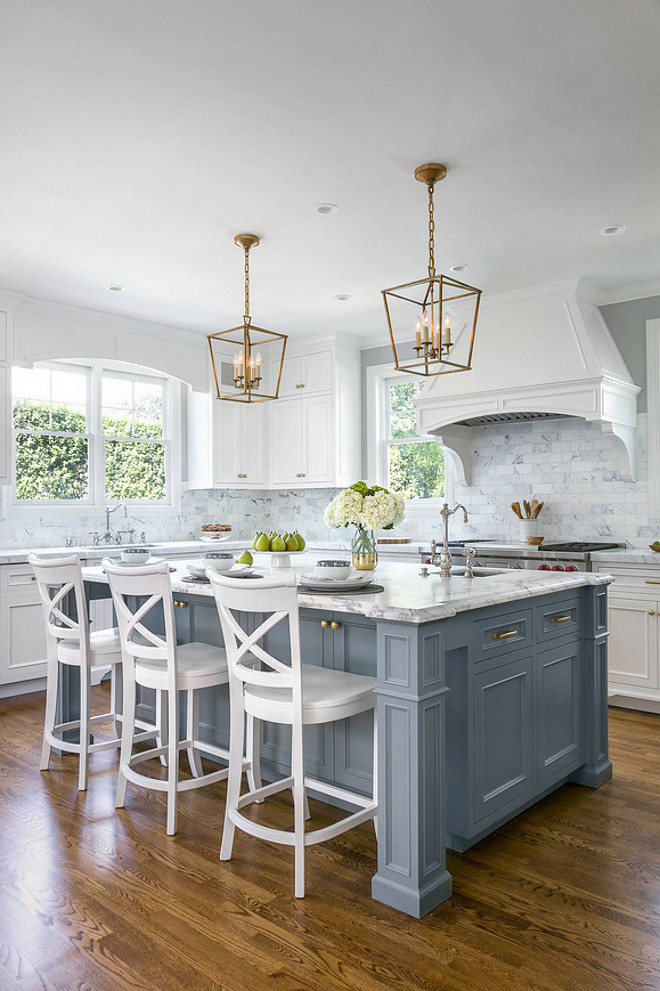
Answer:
[
  {"left": 208, "top": 234, "right": 287, "bottom": 402},
  {"left": 383, "top": 163, "right": 482, "bottom": 377}
]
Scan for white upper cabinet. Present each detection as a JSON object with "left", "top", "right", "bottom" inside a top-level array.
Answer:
[
  {"left": 189, "top": 337, "right": 361, "bottom": 490},
  {"left": 275, "top": 350, "right": 334, "bottom": 398},
  {"left": 187, "top": 390, "right": 267, "bottom": 489}
]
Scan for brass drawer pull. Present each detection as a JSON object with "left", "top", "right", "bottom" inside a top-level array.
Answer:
[
  {"left": 646, "top": 580, "right": 660, "bottom": 585},
  {"left": 173, "top": 600, "right": 188, "bottom": 609},
  {"left": 649, "top": 610, "right": 656, "bottom": 616},
  {"left": 549, "top": 614, "right": 572, "bottom": 624},
  {"left": 492, "top": 629, "right": 518, "bottom": 640},
  {"left": 321, "top": 620, "right": 329, "bottom": 629},
  {"left": 331, "top": 621, "right": 340, "bottom": 630}
]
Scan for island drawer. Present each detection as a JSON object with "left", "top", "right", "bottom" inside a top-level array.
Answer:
[
  {"left": 473, "top": 609, "right": 532, "bottom": 659},
  {"left": 535, "top": 596, "right": 582, "bottom": 643},
  {"left": 1, "top": 565, "right": 39, "bottom": 595}
]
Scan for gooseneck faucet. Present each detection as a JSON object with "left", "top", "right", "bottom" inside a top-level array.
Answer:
[{"left": 430, "top": 502, "right": 469, "bottom": 577}]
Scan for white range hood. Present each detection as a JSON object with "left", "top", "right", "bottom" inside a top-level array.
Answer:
[{"left": 415, "top": 279, "right": 641, "bottom": 483}]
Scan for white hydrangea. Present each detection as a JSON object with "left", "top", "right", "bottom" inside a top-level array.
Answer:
[
  {"left": 325, "top": 484, "right": 407, "bottom": 531},
  {"left": 324, "top": 488, "right": 364, "bottom": 528}
]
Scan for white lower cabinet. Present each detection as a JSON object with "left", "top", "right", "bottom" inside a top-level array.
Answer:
[
  {"left": 597, "top": 565, "right": 660, "bottom": 707},
  {"left": 0, "top": 566, "right": 48, "bottom": 684}
]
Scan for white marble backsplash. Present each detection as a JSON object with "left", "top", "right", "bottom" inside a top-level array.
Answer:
[
  {"left": 0, "top": 415, "right": 655, "bottom": 550},
  {"left": 403, "top": 413, "right": 654, "bottom": 548}
]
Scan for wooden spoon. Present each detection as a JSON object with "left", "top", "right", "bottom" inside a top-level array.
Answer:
[
  {"left": 523, "top": 499, "right": 532, "bottom": 519},
  {"left": 531, "top": 498, "right": 539, "bottom": 518},
  {"left": 511, "top": 502, "right": 523, "bottom": 519},
  {"left": 533, "top": 500, "right": 545, "bottom": 519}
]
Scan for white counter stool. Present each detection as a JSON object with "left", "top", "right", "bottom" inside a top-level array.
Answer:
[
  {"left": 208, "top": 570, "right": 377, "bottom": 898},
  {"left": 29, "top": 553, "right": 142, "bottom": 792},
  {"left": 104, "top": 560, "right": 259, "bottom": 836}
]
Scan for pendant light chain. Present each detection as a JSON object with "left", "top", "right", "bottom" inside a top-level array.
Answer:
[
  {"left": 427, "top": 182, "right": 436, "bottom": 278},
  {"left": 244, "top": 246, "right": 251, "bottom": 322}
]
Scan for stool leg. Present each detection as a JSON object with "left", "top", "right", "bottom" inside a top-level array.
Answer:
[
  {"left": 78, "top": 667, "right": 91, "bottom": 791},
  {"left": 110, "top": 664, "right": 121, "bottom": 740},
  {"left": 166, "top": 689, "right": 179, "bottom": 836},
  {"left": 220, "top": 683, "right": 244, "bottom": 861},
  {"left": 40, "top": 652, "right": 58, "bottom": 772},
  {"left": 246, "top": 714, "right": 262, "bottom": 797},
  {"left": 292, "top": 722, "right": 306, "bottom": 898},
  {"left": 186, "top": 690, "right": 203, "bottom": 778},
  {"left": 115, "top": 668, "right": 135, "bottom": 809},
  {"left": 156, "top": 689, "right": 168, "bottom": 767}
]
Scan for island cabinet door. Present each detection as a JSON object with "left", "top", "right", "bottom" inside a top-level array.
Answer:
[
  {"left": 259, "top": 610, "right": 335, "bottom": 782},
  {"left": 331, "top": 614, "right": 377, "bottom": 795},
  {"left": 535, "top": 641, "right": 584, "bottom": 784},
  {"left": 472, "top": 654, "right": 534, "bottom": 823}
]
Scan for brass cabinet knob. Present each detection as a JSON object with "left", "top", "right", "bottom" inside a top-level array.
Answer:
[
  {"left": 321, "top": 620, "right": 329, "bottom": 628},
  {"left": 237, "top": 473, "right": 248, "bottom": 479},
  {"left": 173, "top": 600, "right": 188, "bottom": 608},
  {"left": 295, "top": 383, "right": 305, "bottom": 389},
  {"left": 330, "top": 621, "right": 340, "bottom": 630},
  {"left": 649, "top": 610, "right": 656, "bottom": 616}
]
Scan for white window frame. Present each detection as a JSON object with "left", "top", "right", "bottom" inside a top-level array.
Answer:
[
  {"left": 366, "top": 362, "right": 453, "bottom": 514},
  {"left": 647, "top": 318, "right": 660, "bottom": 518},
  {"left": 9, "top": 359, "right": 181, "bottom": 517}
]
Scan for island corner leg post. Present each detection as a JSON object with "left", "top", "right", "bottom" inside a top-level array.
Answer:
[
  {"left": 571, "top": 583, "right": 613, "bottom": 789},
  {"left": 371, "top": 619, "right": 452, "bottom": 918}
]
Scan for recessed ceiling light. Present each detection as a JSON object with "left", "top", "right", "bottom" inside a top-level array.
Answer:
[
  {"left": 316, "top": 203, "right": 339, "bottom": 216},
  {"left": 450, "top": 264, "right": 468, "bottom": 273},
  {"left": 334, "top": 293, "right": 351, "bottom": 302},
  {"left": 107, "top": 285, "right": 124, "bottom": 292},
  {"left": 599, "top": 225, "right": 626, "bottom": 237}
]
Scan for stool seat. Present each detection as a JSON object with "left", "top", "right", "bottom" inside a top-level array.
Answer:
[
  {"left": 245, "top": 666, "right": 375, "bottom": 724},
  {"left": 57, "top": 627, "right": 122, "bottom": 666},
  {"left": 135, "top": 642, "right": 229, "bottom": 691}
]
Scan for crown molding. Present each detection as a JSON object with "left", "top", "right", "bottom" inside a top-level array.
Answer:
[{"left": 596, "top": 279, "right": 660, "bottom": 306}]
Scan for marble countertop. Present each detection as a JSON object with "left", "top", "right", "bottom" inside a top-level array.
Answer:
[
  {"left": 589, "top": 548, "right": 660, "bottom": 566},
  {"left": 82, "top": 557, "right": 613, "bottom": 626}
]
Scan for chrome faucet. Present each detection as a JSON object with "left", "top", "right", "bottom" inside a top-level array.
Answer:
[
  {"left": 102, "top": 502, "right": 129, "bottom": 544},
  {"left": 430, "top": 502, "right": 469, "bottom": 577}
]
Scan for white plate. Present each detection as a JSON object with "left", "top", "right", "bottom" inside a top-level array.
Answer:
[
  {"left": 200, "top": 534, "right": 230, "bottom": 543},
  {"left": 298, "top": 572, "right": 375, "bottom": 591},
  {"left": 187, "top": 562, "right": 254, "bottom": 578}
]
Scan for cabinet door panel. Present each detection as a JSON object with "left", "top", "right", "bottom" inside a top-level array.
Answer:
[
  {"left": 300, "top": 351, "right": 333, "bottom": 393},
  {"left": 1, "top": 599, "right": 48, "bottom": 683},
  {"left": 269, "top": 400, "right": 302, "bottom": 485},
  {"left": 243, "top": 403, "right": 267, "bottom": 485},
  {"left": 473, "top": 655, "right": 534, "bottom": 821},
  {"left": 303, "top": 395, "right": 333, "bottom": 483},
  {"left": 536, "top": 642, "right": 584, "bottom": 782},
  {"left": 333, "top": 616, "right": 377, "bottom": 793},
  {"left": 213, "top": 402, "right": 241, "bottom": 484},
  {"left": 607, "top": 597, "right": 658, "bottom": 689}
]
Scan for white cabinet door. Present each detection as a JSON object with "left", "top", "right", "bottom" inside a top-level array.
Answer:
[
  {"left": 608, "top": 597, "right": 659, "bottom": 691},
  {"left": 0, "top": 598, "right": 48, "bottom": 684},
  {"left": 213, "top": 401, "right": 267, "bottom": 487},
  {"left": 269, "top": 400, "right": 303, "bottom": 485},
  {"left": 302, "top": 395, "right": 333, "bottom": 483},
  {"left": 275, "top": 351, "right": 333, "bottom": 398}
]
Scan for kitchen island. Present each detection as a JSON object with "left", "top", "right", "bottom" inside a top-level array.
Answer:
[{"left": 80, "top": 560, "right": 613, "bottom": 918}]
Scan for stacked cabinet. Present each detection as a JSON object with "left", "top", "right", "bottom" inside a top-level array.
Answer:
[
  {"left": 0, "top": 564, "right": 48, "bottom": 685},
  {"left": 187, "top": 338, "right": 361, "bottom": 490},
  {"left": 596, "top": 564, "right": 660, "bottom": 707}
]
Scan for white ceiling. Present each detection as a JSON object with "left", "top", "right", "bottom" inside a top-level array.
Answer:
[{"left": 1, "top": 0, "right": 660, "bottom": 339}]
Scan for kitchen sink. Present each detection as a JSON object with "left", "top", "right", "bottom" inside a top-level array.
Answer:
[{"left": 449, "top": 566, "right": 510, "bottom": 578}]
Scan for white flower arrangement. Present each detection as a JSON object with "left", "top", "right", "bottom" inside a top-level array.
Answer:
[{"left": 324, "top": 482, "right": 406, "bottom": 532}]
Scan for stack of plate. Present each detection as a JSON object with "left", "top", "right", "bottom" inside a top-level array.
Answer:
[
  {"left": 186, "top": 561, "right": 254, "bottom": 580},
  {"left": 297, "top": 572, "right": 375, "bottom": 592}
]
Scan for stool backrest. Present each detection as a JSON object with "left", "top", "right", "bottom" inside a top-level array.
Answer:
[
  {"left": 207, "top": 572, "right": 300, "bottom": 694},
  {"left": 29, "top": 553, "right": 90, "bottom": 662},
  {"left": 103, "top": 560, "right": 177, "bottom": 691}
]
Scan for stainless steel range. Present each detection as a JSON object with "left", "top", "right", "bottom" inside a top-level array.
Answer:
[{"left": 434, "top": 540, "right": 624, "bottom": 573}]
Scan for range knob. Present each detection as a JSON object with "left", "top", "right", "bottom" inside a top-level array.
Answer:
[
  {"left": 565, "top": 565, "right": 579, "bottom": 572},
  {"left": 551, "top": 565, "right": 564, "bottom": 571},
  {"left": 538, "top": 564, "right": 551, "bottom": 571}
]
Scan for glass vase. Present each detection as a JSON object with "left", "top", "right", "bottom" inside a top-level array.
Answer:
[{"left": 351, "top": 526, "right": 378, "bottom": 571}]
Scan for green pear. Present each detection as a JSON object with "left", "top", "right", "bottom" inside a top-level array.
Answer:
[
  {"left": 285, "top": 533, "right": 298, "bottom": 552},
  {"left": 237, "top": 550, "right": 253, "bottom": 565},
  {"left": 252, "top": 532, "right": 262, "bottom": 550},
  {"left": 294, "top": 531, "right": 306, "bottom": 551},
  {"left": 255, "top": 533, "right": 271, "bottom": 552},
  {"left": 271, "top": 534, "right": 286, "bottom": 552}
]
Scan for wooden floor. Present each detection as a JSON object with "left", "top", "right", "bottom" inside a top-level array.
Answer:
[{"left": 1, "top": 692, "right": 660, "bottom": 991}]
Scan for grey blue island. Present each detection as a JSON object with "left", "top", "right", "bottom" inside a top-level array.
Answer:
[{"left": 81, "top": 560, "right": 613, "bottom": 918}]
